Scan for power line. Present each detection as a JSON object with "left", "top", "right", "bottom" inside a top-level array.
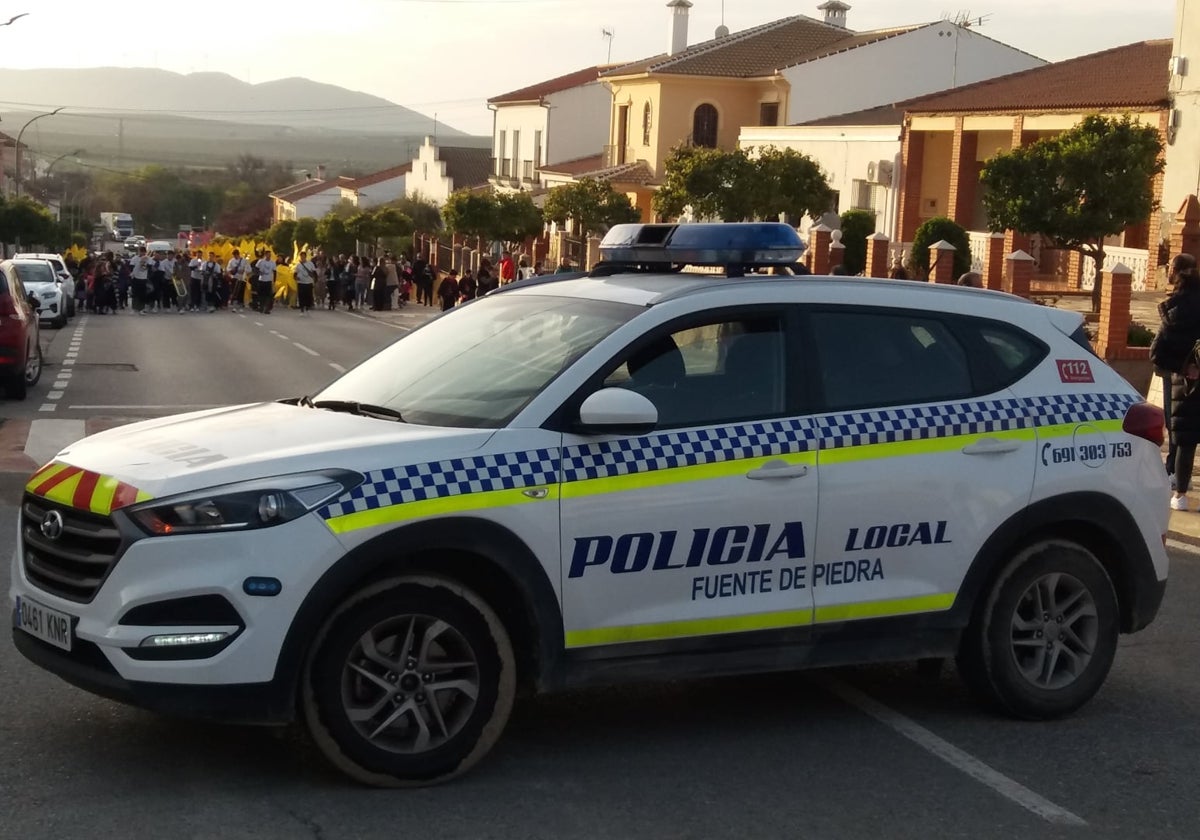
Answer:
[{"left": 0, "top": 96, "right": 481, "bottom": 116}]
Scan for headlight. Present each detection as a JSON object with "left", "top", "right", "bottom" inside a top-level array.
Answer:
[
  {"left": 41, "top": 292, "right": 56, "bottom": 300},
  {"left": 126, "top": 470, "right": 362, "bottom": 537}
]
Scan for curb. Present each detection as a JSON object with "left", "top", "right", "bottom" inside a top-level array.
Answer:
[{"left": 1167, "top": 529, "right": 1200, "bottom": 548}]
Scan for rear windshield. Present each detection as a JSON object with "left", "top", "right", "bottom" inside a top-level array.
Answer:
[{"left": 13, "top": 263, "right": 55, "bottom": 285}]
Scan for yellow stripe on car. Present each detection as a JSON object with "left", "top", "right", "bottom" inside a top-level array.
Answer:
[{"left": 325, "top": 485, "right": 561, "bottom": 535}]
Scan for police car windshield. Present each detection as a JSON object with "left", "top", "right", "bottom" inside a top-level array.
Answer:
[{"left": 316, "top": 294, "right": 639, "bottom": 428}]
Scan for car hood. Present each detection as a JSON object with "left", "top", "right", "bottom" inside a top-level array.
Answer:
[
  {"left": 47, "top": 402, "right": 495, "bottom": 501},
  {"left": 23, "top": 281, "right": 59, "bottom": 292}
]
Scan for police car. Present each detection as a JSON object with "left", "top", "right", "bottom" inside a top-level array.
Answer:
[{"left": 10, "top": 223, "right": 1169, "bottom": 786}]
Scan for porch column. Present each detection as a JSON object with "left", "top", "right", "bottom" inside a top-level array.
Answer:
[
  {"left": 809, "top": 224, "right": 833, "bottom": 274},
  {"left": 947, "top": 117, "right": 979, "bottom": 228},
  {"left": 1145, "top": 110, "right": 1170, "bottom": 292},
  {"left": 1005, "top": 250, "right": 1034, "bottom": 298},
  {"left": 1171, "top": 195, "right": 1200, "bottom": 267},
  {"left": 865, "top": 232, "right": 890, "bottom": 278},
  {"left": 1003, "top": 116, "right": 1034, "bottom": 256},
  {"left": 897, "top": 126, "right": 925, "bottom": 243},
  {"left": 1097, "top": 263, "right": 1134, "bottom": 359},
  {"left": 984, "top": 232, "right": 1006, "bottom": 291},
  {"left": 1066, "top": 251, "right": 1084, "bottom": 291},
  {"left": 929, "top": 240, "right": 957, "bottom": 284}
]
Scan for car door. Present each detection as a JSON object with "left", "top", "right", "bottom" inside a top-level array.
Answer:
[
  {"left": 805, "top": 306, "right": 1037, "bottom": 626},
  {"left": 558, "top": 307, "right": 820, "bottom": 652}
]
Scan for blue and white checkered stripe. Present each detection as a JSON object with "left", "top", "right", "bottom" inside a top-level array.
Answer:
[
  {"left": 561, "top": 419, "right": 818, "bottom": 483},
  {"left": 1024, "top": 393, "right": 1139, "bottom": 426},
  {"left": 816, "top": 398, "right": 1033, "bottom": 451},
  {"left": 318, "top": 449, "right": 560, "bottom": 520}
]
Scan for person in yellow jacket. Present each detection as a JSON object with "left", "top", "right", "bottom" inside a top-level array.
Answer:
[{"left": 274, "top": 256, "right": 297, "bottom": 309}]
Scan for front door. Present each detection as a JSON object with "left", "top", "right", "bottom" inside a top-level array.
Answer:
[{"left": 559, "top": 309, "right": 820, "bottom": 651}]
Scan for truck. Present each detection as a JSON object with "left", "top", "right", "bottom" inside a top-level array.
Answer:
[{"left": 99, "top": 212, "right": 134, "bottom": 240}]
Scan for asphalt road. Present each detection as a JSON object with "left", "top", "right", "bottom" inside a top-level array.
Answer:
[{"left": 2, "top": 306, "right": 1199, "bottom": 838}]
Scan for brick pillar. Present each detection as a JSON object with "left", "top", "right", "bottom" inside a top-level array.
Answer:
[
  {"left": 1097, "top": 263, "right": 1134, "bottom": 360},
  {"left": 947, "top": 117, "right": 980, "bottom": 228},
  {"left": 809, "top": 224, "right": 833, "bottom": 274},
  {"left": 897, "top": 126, "right": 925, "bottom": 243},
  {"left": 1066, "top": 251, "right": 1084, "bottom": 291},
  {"left": 984, "top": 232, "right": 1006, "bottom": 291},
  {"left": 586, "top": 236, "right": 602, "bottom": 271},
  {"left": 1005, "top": 250, "right": 1035, "bottom": 298},
  {"left": 865, "top": 232, "right": 890, "bottom": 278},
  {"left": 929, "top": 240, "right": 957, "bottom": 284},
  {"left": 1171, "top": 194, "right": 1200, "bottom": 266}
]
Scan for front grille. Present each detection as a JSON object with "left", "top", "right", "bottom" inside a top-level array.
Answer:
[{"left": 21, "top": 494, "right": 124, "bottom": 603}]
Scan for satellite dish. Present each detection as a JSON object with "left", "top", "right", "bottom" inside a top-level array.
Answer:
[{"left": 715, "top": 24, "right": 730, "bottom": 37}]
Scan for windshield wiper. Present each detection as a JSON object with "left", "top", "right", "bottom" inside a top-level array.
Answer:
[{"left": 311, "top": 399, "right": 406, "bottom": 422}]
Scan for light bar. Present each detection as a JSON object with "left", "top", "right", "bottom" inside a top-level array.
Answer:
[
  {"left": 598, "top": 223, "right": 807, "bottom": 267},
  {"left": 140, "top": 632, "right": 229, "bottom": 647}
]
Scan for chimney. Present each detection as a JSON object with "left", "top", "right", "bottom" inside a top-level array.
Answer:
[
  {"left": 667, "top": 0, "right": 692, "bottom": 56},
  {"left": 316, "top": 164, "right": 327, "bottom": 181},
  {"left": 817, "top": 0, "right": 851, "bottom": 29}
]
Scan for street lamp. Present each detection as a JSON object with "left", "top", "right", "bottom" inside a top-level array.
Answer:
[
  {"left": 47, "top": 148, "right": 84, "bottom": 177},
  {"left": 15, "top": 106, "right": 65, "bottom": 197}
]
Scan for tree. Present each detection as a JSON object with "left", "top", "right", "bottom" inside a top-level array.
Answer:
[
  {"left": 749, "top": 146, "right": 836, "bottom": 223},
  {"left": 0, "top": 196, "right": 59, "bottom": 247},
  {"left": 543, "top": 178, "right": 639, "bottom": 237},
  {"left": 294, "top": 217, "right": 320, "bottom": 249},
  {"left": 493, "top": 192, "right": 544, "bottom": 244},
  {"left": 266, "top": 219, "right": 297, "bottom": 257},
  {"left": 980, "top": 115, "right": 1164, "bottom": 309},
  {"left": 442, "top": 190, "right": 496, "bottom": 240},
  {"left": 390, "top": 193, "right": 442, "bottom": 232},
  {"left": 317, "top": 214, "right": 355, "bottom": 256},
  {"left": 346, "top": 212, "right": 384, "bottom": 253},
  {"left": 838, "top": 209, "right": 876, "bottom": 275},
  {"left": 373, "top": 207, "right": 414, "bottom": 252},
  {"left": 912, "top": 217, "right": 971, "bottom": 279}
]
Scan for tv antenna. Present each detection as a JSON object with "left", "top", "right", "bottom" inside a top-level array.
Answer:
[
  {"left": 946, "top": 10, "right": 991, "bottom": 28},
  {"left": 602, "top": 28, "right": 615, "bottom": 63}
]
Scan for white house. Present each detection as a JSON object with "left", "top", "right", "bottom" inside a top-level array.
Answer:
[
  {"left": 739, "top": 105, "right": 902, "bottom": 237},
  {"left": 1165, "top": 0, "right": 1200, "bottom": 215},
  {"left": 270, "top": 175, "right": 348, "bottom": 223},
  {"left": 405, "top": 137, "right": 491, "bottom": 205},
  {"left": 486, "top": 65, "right": 612, "bottom": 192},
  {"left": 345, "top": 163, "right": 413, "bottom": 209}
]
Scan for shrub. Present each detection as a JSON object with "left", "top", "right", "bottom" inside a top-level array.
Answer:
[
  {"left": 1128, "top": 321, "right": 1154, "bottom": 347},
  {"left": 838, "top": 209, "right": 876, "bottom": 275},
  {"left": 911, "top": 216, "right": 971, "bottom": 279}
]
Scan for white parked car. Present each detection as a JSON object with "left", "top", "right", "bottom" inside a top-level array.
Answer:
[
  {"left": 10, "top": 223, "right": 1169, "bottom": 787},
  {"left": 3, "top": 258, "right": 68, "bottom": 328},
  {"left": 16, "top": 253, "right": 76, "bottom": 318}
]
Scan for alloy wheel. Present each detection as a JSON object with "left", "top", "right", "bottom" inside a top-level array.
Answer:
[{"left": 1009, "top": 572, "right": 1098, "bottom": 690}]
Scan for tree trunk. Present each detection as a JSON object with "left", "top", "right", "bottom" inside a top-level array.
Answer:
[{"left": 1090, "top": 241, "right": 1106, "bottom": 313}]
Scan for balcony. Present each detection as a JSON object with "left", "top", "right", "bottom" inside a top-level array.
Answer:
[{"left": 604, "top": 144, "right": 636, "bottom": 168}]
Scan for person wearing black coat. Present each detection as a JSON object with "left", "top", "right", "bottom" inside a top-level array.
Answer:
[{"left": 1160, "top": 254, "right": 1200, "bottom": 510}]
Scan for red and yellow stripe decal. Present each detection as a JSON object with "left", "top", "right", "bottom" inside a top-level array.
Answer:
[{"left": 25, "top": 462, "right": 152, "bottom": 515}]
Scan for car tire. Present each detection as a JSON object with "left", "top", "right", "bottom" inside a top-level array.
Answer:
[
  {"left": 24, "top": 343, "right": 42, "bottom": 389},
  {"left": 302, "top": 575, "right": 516, "bottom": 787},
  {"left": 957, "top": 540, "right": 1119, "bottom": 720},
  {"left": 52, "top": 312, "right": 67, "bottom": 329}
]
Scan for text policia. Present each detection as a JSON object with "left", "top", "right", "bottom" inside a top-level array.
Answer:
[{"left": 568, "top": 520, "right": 951, "bottom": 601}]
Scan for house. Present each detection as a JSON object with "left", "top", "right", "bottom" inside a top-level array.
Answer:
[
  {"left": 405, "top": 137, "right": 491, "bottom": 205},
  {"left": 343, "top": 163, "right": 413, "bottom": 209},
  {"left": 599, "top": 1, "right": 1044, "bottom": 193},
  {"left": 1165, "top": 0, "right": 1199, "bottom": 216},
  {"left": 897, "top": 40, "right": 1172, "bottom": 290},
  {"left": 487, "top": 65, "right": 612, "bottom": 192},
  {"left": 269, "top": 167, "right": 351, "bottom": 222},
  {"left": 538, "top": 154, "right": 659, "bottom": 223},
  {"left": 739, "top": 105, "right": 904, "bottom": 236}
]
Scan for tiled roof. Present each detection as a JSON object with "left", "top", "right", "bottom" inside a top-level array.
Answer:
[
  {"left": 796, "top": 104, "right": 906, "bottom": 127},
  {"left": 270, "top": 179, "right": 336, "bottom": 202},
  {"left": 438, "top": 146, "right": 491, "bottom": 190},
  {"left": 903, "top": 39, "right": 1172, "bottom": 114},
  {"left": 489, "top": 65, "right": 607, "bottom": 104},
  {"left": 347, "top": 163, "right": 413, "bottom": 189},
  {"left": 602, "top": 16, "right": 921, "bottom": 79},
  {"left": 539, "top": 153, "right": 606, "bottom": 176}
]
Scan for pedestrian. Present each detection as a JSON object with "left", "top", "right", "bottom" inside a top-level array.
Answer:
[
  {"left": 295, "top": 250, "right": 317, "bottom": 316},
  {"left": 499, "top": 250, "right": 516, "bottom": 286},
  {"left": 438, "top": 269, "right": 460, "bottom": 312},
  {"left": 203, "top": 251, "right": 221, "bottom": 312},
  {"left": 256, "top": 250, "right": 277, "bottom": 314},
  {"left": 188, "top": 250, "right": 204, "bottom": 312},
  {"left": 117, "top": 257, "right": 130, "bottom": 310},
  {"left": 355, "top": 257, "right": 371, "bottom": 310},
  {"left": 957, "top": 271, "right": 984, "bottom": 288},
  {"left": 1161, "top": 255, "right": 1200, "bottom": 510},
  {"left": 227, "top": 249, "right": 248, "bottom": 312},
  {"left": 276, "top": 256, "right": 296, "bottom": 309},
  {"left": 888, "top": 259, "right": 910, "bottom": 281},
  {"left": 130, "top": 247, "right": 151, "bottom": 315},
  {"left": 371, "top": 258, "right": 389, "bottom": 310},
  {"left": 148, "top": 251, "right": 167, "bottom": 312},
  {"left": 326, "top": 255, "right": 343, "bottom": 310},
  {"left": 555, "top": 260, "right": 574, "bottom": 274},
  {"left": 412, "top": 253, "right": 430, "bottom": 305},
  {"left": 459, "top": 268, "right": 477, "bottom": 302},
  {"left": 518, "top": 257, "right": 534, "bottom": 280},
  {"left": 385, "top": 255, "right": 400, "bottom": 310},
  {"left": 1154, "top": 253, "right": 1200, "bottom": 496}
]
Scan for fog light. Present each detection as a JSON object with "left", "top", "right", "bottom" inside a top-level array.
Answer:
[{"left": 140, "top": 632, "right": 229, "bottom": 647}]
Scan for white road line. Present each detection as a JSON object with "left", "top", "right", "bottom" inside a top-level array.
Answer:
[
  {"left": 62, "top": 359, "right": 75, "bottom": 366},
  {"left": 48, "top": 391, "right": 64, "bottom": 400},
  {"left": 344, "top": 311, "right": 410, "bottom": 331},
  {"left": 70, "top": 404, "right": 225, "bottom": 411},
  {"left": 38, "top": 404, "right": 56, "bottom": 413},
  {"left": 293, "top": 342, "right": 320, "bottom": 356},
  {"left": 1167, "top": 539, "right": 1200, "bottom": 557},
  {"left": 816, "top": 675, "right": 1087, "bottom": 827},
  {"left": 255, "top": 321, "right": 264, "bottom": 326},
  {"left": 24, "top": 419, "right": 85, "bottom": 464},
  {"left": 329, "top": 363, "right": 347, "bottom": 374},
  {"left": 275, "top": 334, "right": 290, "bottom": 341}
]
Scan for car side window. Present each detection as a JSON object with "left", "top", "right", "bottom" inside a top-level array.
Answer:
[
  {"left": 603, "top": 315, "right": 787, "bottom": 428},
  {"left": 811, "top": 309, "right": 973, "bottom": 411}
]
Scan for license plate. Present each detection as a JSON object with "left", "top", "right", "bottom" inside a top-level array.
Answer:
[{"left": 13, "top": 595, "right": 73, "bottom": 652}]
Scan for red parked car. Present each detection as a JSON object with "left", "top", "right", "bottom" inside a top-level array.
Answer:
[{"left": 0, "top": 261, "right": 43, "bottom": 399}]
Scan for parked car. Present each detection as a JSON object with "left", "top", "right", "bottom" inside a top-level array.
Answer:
[
  {"left": 3, "top": 259, "right": 68, "bottom": 328},
  {"left": 17, "top": 253, "right": 76, "bottom": 317},
  {"left": 0, "top": 261, "right": 43, "bottom": 399}
]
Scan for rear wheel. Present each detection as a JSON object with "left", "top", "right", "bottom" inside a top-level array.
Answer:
[
  {"left": 958, "top": 540, "right": 1119, "bottom": 719},
  {"left": 24, "top": 343, "right": 41, "bottom": 388},
  {"left": 303, "top": 575, "right": 516, "bottom": 787}
]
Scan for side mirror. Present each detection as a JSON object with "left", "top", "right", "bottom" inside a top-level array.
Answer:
[
  {"left": 577, "top": 388, "right": 658, "bottom": 434},
  {"left": 25, "top": 291, "right": 38, "bottom": 308}
]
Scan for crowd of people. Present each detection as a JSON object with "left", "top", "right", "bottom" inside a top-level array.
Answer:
[{"left": 65, "top": 247, "right": 558, "bottom": 317}]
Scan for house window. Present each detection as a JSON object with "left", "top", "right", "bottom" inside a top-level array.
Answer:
[
  {"left": 617, "top": 105, "right": 630, "bottom": 164},
  {"left": 692, "top": 104, "right": 718, "bottom": 148},
  {"left": 423, "top": 163, "right": 429, "bottom": 180},
  {"left": 512, "top": 130, "right": 521, "bottom": 179},
  {"left": 534, "top": 130, "right": 543, "bottom": 169},
  {"left": 759, "top": 102, "right": 780, "bottom": 127},
  {"left": 497, "top": 132, "right": 507, "bottom": 175},
  {"left": 851, "top": 179, "right": 878, "bottom": 212},
  {"left": 643, "top": 102, "right": 653, "bottom": 146},
  {"left": 522, "top": 160, "right": 534, "bottom": 180}
]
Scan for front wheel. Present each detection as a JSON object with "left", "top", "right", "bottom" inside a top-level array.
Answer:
[
  {"left": 957, "top": 541, "right": 1119, "bottom": 719},
  {"left": 303, "top": 575, "right": 516, "bottom": 787}
]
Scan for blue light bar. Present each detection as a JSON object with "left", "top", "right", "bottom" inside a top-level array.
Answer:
[{"left": 598, "top": 223, "right": 807, "bottom": 267}]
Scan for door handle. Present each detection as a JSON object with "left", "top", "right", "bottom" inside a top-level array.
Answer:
[
  {"left": 962, "top": 438, "right": 1022, "bottom": 456},
  {"left": 747, "top": 460, "right": 809, "bottom": 480}
]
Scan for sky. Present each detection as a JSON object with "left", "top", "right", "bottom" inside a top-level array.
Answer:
[{"left": 0, "top": 0, "right": 1181, "bottom": 135}]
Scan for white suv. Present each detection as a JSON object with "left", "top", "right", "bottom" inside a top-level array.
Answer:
[
  {"left": 3, "top": 259, "right": 68, "bottom": 328},
  {"left": 17, "top": 253, "right": 76, "bottom": 318},
  {"left": 10, "top": 223, "right": 1169, "bottom": 787}
]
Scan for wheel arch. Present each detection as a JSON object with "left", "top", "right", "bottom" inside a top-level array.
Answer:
[
  {"left": 956, "top": 492, "right": 1162, "bottom": 635},
  {"left": 274, "top": 516, "right": 564, "bottom": 715}
]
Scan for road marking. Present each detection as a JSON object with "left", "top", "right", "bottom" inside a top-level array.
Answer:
[
  {"left": 1167, "top": 539, "right": 1200, "bottom": 557},
  {"left": 24, "top": 419, "right": 86, "bottom": 465},
  {"left": 255, "top": 321, "right": 264, "bottom": 327},
  {"left": 70, "top": 404, "right": 226, "bottom": 411},
  {"left": 48, "top": 391, "right": 64, "bottom": 400},
  {"left": 38, "top": 404, "right": 56, "bottom": 413},
  {"left": 42, "top": 316, "right": 86, "bottom": 413},
  {"left": 293, "top": 342, "right": 320, "bottom": 356},
  {"left": 816, "top": 675, "right": 1087, "bottom": 827},
  {"left": 276, "top": 334, "right": 290, "bottom": 341},
  {"left": 329, "top": 363, "right": 347, "bottom": 374},
  {"left": 344, "top": 311, "right": 410, "bottom": 331}
]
